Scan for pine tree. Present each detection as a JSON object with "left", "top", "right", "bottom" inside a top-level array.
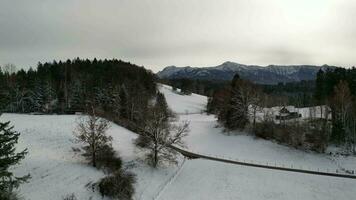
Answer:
[
  {"left": 315, "top": 69, "right": 326, "bottom": 118},
  {"left": 42, "top": 82, "right": 57, "bottom": 113},
  {"left": 119, "top": 85, "right": 128, "bottom": 119},
  {"left": 315, "top": 69, "right": 325, "bottom": 103},
  {"left": 69, "top": 81, "right": 84, "bottom": 111},
  {"left": 110, "top": 86, "right": 121, "bottom": 117},
  {"left": 0, "top": 120, "right": 29, "bottom": 198},
  {"left": 155, "top": 92, "right": 170, "bottom": 120},
  {"left": 29, "top": 82, "right": 45, "bottom": 112}
]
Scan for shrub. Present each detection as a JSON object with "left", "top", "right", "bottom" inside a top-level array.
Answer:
[
  {"left": 134, "top": 135, "right": 150, "bottom": 148},
  {"left": 0, "top": 191, "right": 20, "bottom": 200},
  {"left": 98, "top": 169, "right": 136, "bottom": 200},
  {"left": 96, "top": 144, "right": 122, "bottom": 173},
  {"left": 62, "top": 193, "right": 77, "bottom": 200},
  {"left": 254, "top": 120, "right": 328, "bottom": 152},
  {"left": 254, "top": 121, "right": 274, "bottom": 139}
]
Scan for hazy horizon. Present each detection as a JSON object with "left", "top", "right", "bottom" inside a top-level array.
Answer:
[{"left": 1, "top": 0, "right": 355, "bottom": 72}]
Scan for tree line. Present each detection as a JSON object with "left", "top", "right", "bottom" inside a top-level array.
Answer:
[
  {"left": 161, "top": 77, "right": 316, "bottom": 108},
  {"left": 315, "top": 67, "right": 356, "bottom": 151},
  {"left": 207, "top": 67, "right": 356, "bottom": 153},
  {"left": 0, "top": 58, "right": 157, "bottom": 131}
]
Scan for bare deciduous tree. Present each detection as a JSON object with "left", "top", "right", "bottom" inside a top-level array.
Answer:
[
  {"left": 73, "top": 107, "right": 111, "bottom": 167},
  {"left": 137, "top": 106, "right": 189, "bottom": 168}
]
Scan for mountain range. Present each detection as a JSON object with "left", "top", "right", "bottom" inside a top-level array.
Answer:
[{"left": 157, "top": 61, "right": 335, "bottom": 85}]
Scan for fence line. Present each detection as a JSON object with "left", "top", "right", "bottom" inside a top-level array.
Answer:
[{"left": 170, "top": 145, "right": 356, "bottom": 179}]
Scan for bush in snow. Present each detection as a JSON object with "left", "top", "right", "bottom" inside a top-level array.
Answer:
[
  {"left": 96, "top": 144, "right": 122, "bottom": 173},
  {"left": 0, "top": 190, "right": 21, "bottom": 200},
  {"left": 254, "top": 120, "right": 329, "bottom": 152},
  {"left": 254, "top": 120, "right": 275, "bottom": 139},
  {"left": 62, "top": 193, "right": 77, "bottom": 200},
  {"left": 98, "top": 169, "right": 136, "bottom": 200}
]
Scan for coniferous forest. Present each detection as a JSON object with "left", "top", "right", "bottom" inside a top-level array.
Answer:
[{"left": 0, "top": 58, "right": 157, "bottom": 131}]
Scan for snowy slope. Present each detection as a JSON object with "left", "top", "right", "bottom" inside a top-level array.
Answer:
[
  {"left": 0, "top": 114, "right": 182, "bottom": 200},
  {"left": 0, "top": 114, "right": 105, "bottom": 200},
  {"left": 178, "top": 114, "right": 356, "bottom": 173},
  {"left": 158, "top": 85, "right": 350, "bottom": 172},
  {"left": 158, "top": 84, "right": 207, "bottom": 114},
  {"left": 2, "top": 83, "right": 355, "bottom": 200},
  {"left": 158, "top": 84, "right": 356, "bottom": 200},
  {"left": 158, "top": 159, "right": 356, "bottom": 200}
]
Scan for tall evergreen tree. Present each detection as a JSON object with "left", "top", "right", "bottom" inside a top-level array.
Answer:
[
  {"left": 315, "top": 69, "right": 325, "bottom": 103},
  {"left": 0, "top": 120, "right": 29, "bottom": 199},
  {"left": 119, "top": 85, "right": 128, "bottom": 119},
  {"left": 155, "top": 92, "right": 170, "bottom": 120}
]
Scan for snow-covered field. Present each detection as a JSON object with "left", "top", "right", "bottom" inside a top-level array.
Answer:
[
  {"left": 2, "top": 84, "right": 356, "bottom": 200},
  {"left": 0, "top": 114, "right": 181, "bottom": 200},
  {"left": 178, "top": 113, "right": 356, "bottom": 173},
  {"left": 159, "top": 84, "right": 356, "bottom": 200},
  {"left": 158, "top": 84, "right": 207, "bottom": 114},
  {"left": 158, "top": 159, "right": 356, "bottom": 200}
]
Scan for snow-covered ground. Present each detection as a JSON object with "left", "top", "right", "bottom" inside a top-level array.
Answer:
[
  {"left": 2, "top": 84, "right": 356, "bottom": 200},
  {"left": 178, "top": 113, "right": 356, "bottom": 173},
  {"left": 158, "top": 159, "right": 356, "bottom": 200},
  {"left": 158, "top": 84, "right": 207, "bottom": 114},
  {"left": 0, "top": 114, "right": 181, "bottom": 200},
  {"left": 159, "top": 84, "right": 356, "bottom": 200},
  {"left": 0, "top": 114, "right": 105, "bottom": 200}
]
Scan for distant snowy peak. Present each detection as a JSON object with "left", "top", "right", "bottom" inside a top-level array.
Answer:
[{"left": 157, "top": 62, "right": 335, "bottom": 85}]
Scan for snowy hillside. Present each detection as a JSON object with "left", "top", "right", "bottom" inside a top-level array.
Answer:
[
  {"left": 0, "top": 114, "right": 182, "bottom": 200},
  {"left": 2, "top": 84, "right": 356, "bottom": 200},
  {"left": 158, "top": 158, "right": 356, "bottom": 200},
  {"left": 158, "top": 86, "right": 354, "bottom": 172},
  {"left": 158, "top": 84, "right": 207, "bottom": 114},
  {"left": 157, "top": 84, "right": 356, "bottom": 200}
]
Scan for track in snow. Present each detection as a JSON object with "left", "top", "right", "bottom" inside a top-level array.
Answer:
[{"left": 170, "top": 145, "right": 356, "bottom": 179}]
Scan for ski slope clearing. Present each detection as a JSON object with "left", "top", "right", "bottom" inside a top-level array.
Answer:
[
  {"left": 158, "top": 84, "right": 207, "bottom": 114},
  {"left": 0, "top": 114, "right": 182, "bottom": 200},
  {"left": 158, "top": 84, "right": 356, "bottom": 200}
]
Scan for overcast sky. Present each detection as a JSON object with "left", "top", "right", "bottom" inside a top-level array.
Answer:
[{"left": 0, "top": 0, "right": 355, "bottom": 72}]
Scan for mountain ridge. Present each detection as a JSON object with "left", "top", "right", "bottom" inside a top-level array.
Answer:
[{"left": 157, "top": 61, "right": 335, "bottom": 85}]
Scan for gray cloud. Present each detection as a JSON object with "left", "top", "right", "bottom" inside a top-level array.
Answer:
[{"left": 0, "top": 0, "right": 355, "bottom": 72}]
